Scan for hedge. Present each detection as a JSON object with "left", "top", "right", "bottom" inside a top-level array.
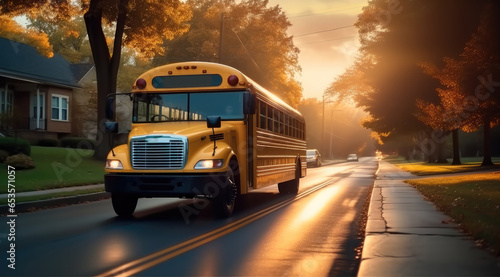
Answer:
[{"left": 0, "top": 137, "right": 31, "bottom": 156}]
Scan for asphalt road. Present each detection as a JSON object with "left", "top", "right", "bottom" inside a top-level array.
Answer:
[{"left": 1, "top": 157, "right": 377, "bottom": 277}]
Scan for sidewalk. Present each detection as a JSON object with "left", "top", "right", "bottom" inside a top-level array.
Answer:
[
  {"left": 0, "top": 184, "right": 104, "bottom": 199},
  {"left": 0, "top": 184, "right": 109, "bottom": 214},
  {"left": 358, "top": 160, "right": 500, "bottom": 276}
]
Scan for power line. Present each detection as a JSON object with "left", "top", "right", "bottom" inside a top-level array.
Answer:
[
  {"left": 288, "top": 5, "right": 365, "bottom": 18},
  {"left": 296, "top": 36, "right": 357, "bottom": 46},
  {"left": 294, "top": 25, "right": 354, "bottom": 37},
  {"left": 227, "top": 21, "right": 263, "bottom": 74}
]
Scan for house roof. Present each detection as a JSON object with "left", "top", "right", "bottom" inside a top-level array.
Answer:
[
  {"left": 0, "top": 37, "right": 80, "bottom": 88},
  {"left": 71, "top": 63, "right": 94, "bottom": 83}
]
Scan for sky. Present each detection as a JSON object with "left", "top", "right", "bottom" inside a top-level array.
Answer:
[{"left": 267, "top": 0, "right": 368, "bottom": 100}]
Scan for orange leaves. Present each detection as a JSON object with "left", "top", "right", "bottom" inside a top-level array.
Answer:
[
  {"left": 0, "top": 16, "right": 53, "bottom": 57},
  {"left": 119, "top": 0, "right": 192, "bottom": 59}
]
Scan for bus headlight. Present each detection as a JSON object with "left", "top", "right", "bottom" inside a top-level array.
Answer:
[
  {"left": 106, "top": 159, "right": 123, "bottom": 170},
  {"left": 194, "top": 159, "right": 224, "bottom": 169}
]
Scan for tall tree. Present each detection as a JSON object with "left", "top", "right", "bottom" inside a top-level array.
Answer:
[
  {"left": 28, "top": 16, "right": 92, "bottom": 63},
  {"left": 419, "top": 2, "right": 500, "bottom": 166},
  {"left": 155, "top": 0, "right": 302, "bottom": 107},
  {"left": 1, "top": 0, "right": 193, "bottom": 159},
  {"left": 327, "top": 0, "right": 485, "bottom": 160}
]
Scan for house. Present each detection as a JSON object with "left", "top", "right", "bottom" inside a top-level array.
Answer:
[{"left": 0, "top": 37, "right": 95, "bottom": 143}]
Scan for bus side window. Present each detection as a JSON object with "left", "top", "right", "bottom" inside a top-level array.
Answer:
[
  {"left": 259, "top": 101, "right": 266, "bottom": 129},
  {"left": 300, "top": 121, "right": 305, "bottom": 139},
  {"left": 285, "top": 115, "right": 290, "bottom": 136},
  {"left": 274, "top": 109, "right": 281, "bottom": 133},
  {"left": 267, "top": 106, "right": 273, "bottom": 132},
  {"left": 279, "top": 111, "right": 285, "bottom": 135}
]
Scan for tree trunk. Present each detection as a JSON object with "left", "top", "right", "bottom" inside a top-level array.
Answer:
[
  {"left": 84, "top": 0, "right": 128, "bottom": 161},
  {"left": 451, "top": 129, "right": 461, "bottom": 165},
  {"left": 436, "top": 138, "right": 449, "bottom": 164},
  {"left": 481, "top": 115, "right": 493, "bottom": 166}
]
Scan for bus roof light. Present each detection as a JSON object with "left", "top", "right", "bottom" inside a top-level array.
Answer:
[
  {"left": 135, "top": 78, "right": 147, "bottom": 89},
  {"left": 228, "top": 75, "right": 239, "bottom": 86}
]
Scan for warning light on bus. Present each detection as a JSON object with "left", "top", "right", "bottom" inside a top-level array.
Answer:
[
  {"left": 228, "top": 75, "right": 239, "bottom": 86},
  {"left": 136, "top": 78, "right": 147, "bottom": 89}
]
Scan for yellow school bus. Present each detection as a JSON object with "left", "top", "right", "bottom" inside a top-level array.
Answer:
[{"left": 105, "top": 62, "right": 306, "bottom": 217}]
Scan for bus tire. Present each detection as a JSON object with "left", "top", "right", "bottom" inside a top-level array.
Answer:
[
  {"left": 213, "top": 163, "right": 238, "bottom": 218},
  {"left": 278, "top": 159, "right": 300, "bottom": 194},
  {"left": 111, "top": 193, "right": 138, "bottom": 217}
]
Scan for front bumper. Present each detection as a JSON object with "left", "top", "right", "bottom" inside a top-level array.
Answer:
[{"left": 105, "top": 173, "right": 227, "bottom": 198}]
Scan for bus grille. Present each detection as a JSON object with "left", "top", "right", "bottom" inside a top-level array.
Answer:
[{"left": 131, "top": 135, "right": 187, "bottom": 169}]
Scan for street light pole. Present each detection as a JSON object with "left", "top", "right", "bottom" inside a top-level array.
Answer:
[{"left": 322, "top": 94, "right": 325, "bottom": 156}]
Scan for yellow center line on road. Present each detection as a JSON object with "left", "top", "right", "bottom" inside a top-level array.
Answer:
[{"left": 95, "top": 178, "right": 338, "bottom": 277}]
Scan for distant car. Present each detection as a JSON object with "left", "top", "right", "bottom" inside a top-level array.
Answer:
[
  {"left": 307, "top": 149, "right": 322, "bottom": 167},
  {"left": 347, "top": 153, "right": 358, "bottom": 162}
]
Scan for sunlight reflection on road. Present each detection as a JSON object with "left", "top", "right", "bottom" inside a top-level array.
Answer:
[{"left": 290, "top": 184, "right": 341, "bottom": 229}]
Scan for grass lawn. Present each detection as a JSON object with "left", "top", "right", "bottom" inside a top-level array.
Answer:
[
  {"left": 0, "top": 146, "right": 105, "bottom": 193},
  {"left": 406, "top": 173, "right": 500, "bottom": 255},
  {"left": 385, "top": 156, "right": 500, "bottom": 175},
  {"left": 386, "top": 156, "right": 500, "bottom": 255}
]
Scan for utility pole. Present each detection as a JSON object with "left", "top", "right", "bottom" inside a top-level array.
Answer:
[
  {"left": 322, "top": 94, "right": 325, "bottom": 156},
  {"left": 322, "top": 92, "right": 342, "bottom": 159}
]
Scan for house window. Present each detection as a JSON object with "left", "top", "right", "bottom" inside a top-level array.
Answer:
[
  {"left": 51, "top": 95, "right": 68, "bottom": 121},
  {"left": 0, "top": 88, "right": 13, "bottom": 115}
]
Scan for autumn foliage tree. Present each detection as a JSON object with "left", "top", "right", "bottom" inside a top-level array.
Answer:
[
  {"left": 0, "top": 0, "right": 78, "bottom": 57},
  {"left": 155, "top": 0, "right": 302, "bottom": 107},
  {"left": 28, "top": 16, "right": 92, "bottom": 63},
  {"left": 326, "top": 0, "right": 493, "bottom": 161},
  {"left": 418, "top": 2, "right": 500, "bottom": 166}
]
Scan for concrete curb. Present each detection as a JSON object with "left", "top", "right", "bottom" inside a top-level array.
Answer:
[{"left": 0, "top": 192, "right": 110, "bottom": 214}]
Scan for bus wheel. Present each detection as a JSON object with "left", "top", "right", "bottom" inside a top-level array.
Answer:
[
  {"left": 111, "top": 193, "right": 138, "bottom": 217},
  {"left": 213, "top": 165, "right": 238, "bottom": 218},
  {"left": 278, "top": 160, "right": 300, "bottom": 194}
]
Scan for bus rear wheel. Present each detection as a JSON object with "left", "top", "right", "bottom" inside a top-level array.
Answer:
[
  {"left": 278, "top": 160, "right": 300, "bottom": 194},
  {"left": 213, "top": 164, "right": 238, "bottom": 218},
  {"left": 111, "top": 193, "right": 138, "bottom": 217}
]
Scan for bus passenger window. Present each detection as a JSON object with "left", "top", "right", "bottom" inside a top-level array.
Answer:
[
  {"left": 259, "top": 101, "right": 266, "bottom": 129},
  {"left": 274, "top": 109, "right": 280, "bottom": 134},
  {"left": 279, "top": 111, "right": 285, "bottom": 134},
  {"left": 267, "top": 107, "right": 273, "bottom": 132},
  {"left": 285, "top": 115, "right": 290, "bottom": 136}
]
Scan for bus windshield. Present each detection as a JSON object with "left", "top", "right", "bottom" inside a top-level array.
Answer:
[{"left": 133, "top": 91, "right": 245, "bottom": 123}]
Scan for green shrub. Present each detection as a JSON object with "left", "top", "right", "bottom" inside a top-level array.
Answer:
[
  {"left": 38, "top": 138, "right": 59, "bottom": 147},
  {"left": 60, "top": 137, "right": 96, "bottom": 150},
  {"left": 0, "top": 137, "right": 31, "bottom": 156},
  {"left": 4, "top": 153, "right": 35, "bottom": 169}
]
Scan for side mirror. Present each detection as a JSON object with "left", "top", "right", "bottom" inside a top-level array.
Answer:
[
  {"left": 105, "top": 121, "right": 118, "bottom": 133},
  {"left": 207, "top": 116, "right": 221, "bottom": 128},
  {"left": 243, "top": 92, "right": 256, "bottom": 115}
]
